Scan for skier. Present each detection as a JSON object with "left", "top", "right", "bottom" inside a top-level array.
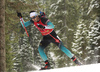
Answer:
[{"left": 17, "top": 11, "right": 81, "bottom": 70}]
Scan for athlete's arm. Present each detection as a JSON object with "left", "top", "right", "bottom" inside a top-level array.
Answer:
[
  {"left": 45, "top": 21, "right": 54, "bottom": 29},
  {"left": 20, "top": 18, "right": 32, "bottom": 28},
  {"left": 41, "top": 17, "right": 54, "bottom": 29}
]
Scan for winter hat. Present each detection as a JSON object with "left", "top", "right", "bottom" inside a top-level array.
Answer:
[{"left": 30, "top": 11, "right": 38, "bottom": 17}]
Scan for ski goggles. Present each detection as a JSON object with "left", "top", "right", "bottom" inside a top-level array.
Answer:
[{"left": 31, "top": 15, "right": 37, "bottom": 19}]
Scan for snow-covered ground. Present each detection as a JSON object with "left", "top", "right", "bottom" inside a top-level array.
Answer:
[{"left": 28, "top": 63, "right": 100, "bottom": 72}]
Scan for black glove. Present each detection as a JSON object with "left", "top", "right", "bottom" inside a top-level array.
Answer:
[
  {"left": 17, "top": 12, "right": 22, "bottom": 18},
  {"left": 37, "top": 24, "right": 45, "bottom": 29}
]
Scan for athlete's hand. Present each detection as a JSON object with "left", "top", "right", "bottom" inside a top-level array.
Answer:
[
  {"left": 17, "top": 12, "right": 22, "bottom": 18},
  {"left": 37, "top": 24, "right": 45, "bottom": 29}
]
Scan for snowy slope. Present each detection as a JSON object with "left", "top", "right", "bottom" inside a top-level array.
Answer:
[{"left": 28, "top": 63, "right": 100, "bottom": 72}]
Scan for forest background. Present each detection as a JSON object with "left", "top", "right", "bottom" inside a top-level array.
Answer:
[{"left": 3, "top": 0, "right": 100, "bottom": 72}]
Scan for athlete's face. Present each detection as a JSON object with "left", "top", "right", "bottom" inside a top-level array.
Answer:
[{"left": 31, "top": 15, "right": 39, "bottom": 22}]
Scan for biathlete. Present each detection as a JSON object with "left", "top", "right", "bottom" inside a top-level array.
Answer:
[{"left": 17, "top": 11, "right": 81, "bottom": 70}]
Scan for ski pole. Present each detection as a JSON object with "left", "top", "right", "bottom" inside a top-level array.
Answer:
[
  {"left": 20, "top": 17, "right": 29, "bottom": 37},
  {"left": 49, "top": 34, "right": 60, "bottom": 43}
]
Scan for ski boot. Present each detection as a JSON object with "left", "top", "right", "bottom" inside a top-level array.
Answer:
[
  {"left": 71, "top": 56, "right": 82, "bottom": 65},
  {"left": 40, "top": 60, "right": 51, "bottom": 70}
]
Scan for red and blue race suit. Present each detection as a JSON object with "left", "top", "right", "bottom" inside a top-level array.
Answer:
[
  {"left": 20, "top": 16, "right": 74, "bottom": 61},
  {"left": 20, "top": 16, "right": 54, "bottom": 36}
]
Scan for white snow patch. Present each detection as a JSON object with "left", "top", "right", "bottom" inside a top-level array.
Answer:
[
  {"left": 28, "top": 63, "right": 100, "bottom": 72},
  {"left": 32, "top": 64, "right": 40, "bottom": 70},
  {"left": 57, "top": 0, "right": 62, "bottom": 4}
]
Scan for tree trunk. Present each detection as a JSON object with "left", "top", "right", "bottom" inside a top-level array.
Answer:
[{"left": 0, "top": 0, "right": 6, "bottom": 72}]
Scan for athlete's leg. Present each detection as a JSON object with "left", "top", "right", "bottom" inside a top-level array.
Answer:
[
  {"left": 58, "top": 42, "right": 74, "bottom": 58},
  {"left": 50, "top": 33, "right": 82, "bottom": 65},
  {"left": 38, "top": 40, "right": 50, "bottom": 61},
  {"left": 38, "top": 45, "right": 47, "bottom": 61},
  {"left": 38, "top": 36, "right": 51, "bottom": 70},
  {"left": 49, "top": 31, "right": 74, "bottom": 58}
]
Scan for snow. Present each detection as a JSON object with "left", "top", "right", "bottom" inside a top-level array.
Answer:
[
  {"left": 28, "top": 63, "right": 100, "bottom": 72},
  {"left": 50, "top": 3, "right": 56, "bottom": 9},
  {"left": 32, "top": 64, "right": 40, "bottom": 70},
  {"left": 49, "top": 52, "right": 58, "bottom": 60},
  {"left": 87, "top": 0, "right": 95, "bottom": 15}
]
